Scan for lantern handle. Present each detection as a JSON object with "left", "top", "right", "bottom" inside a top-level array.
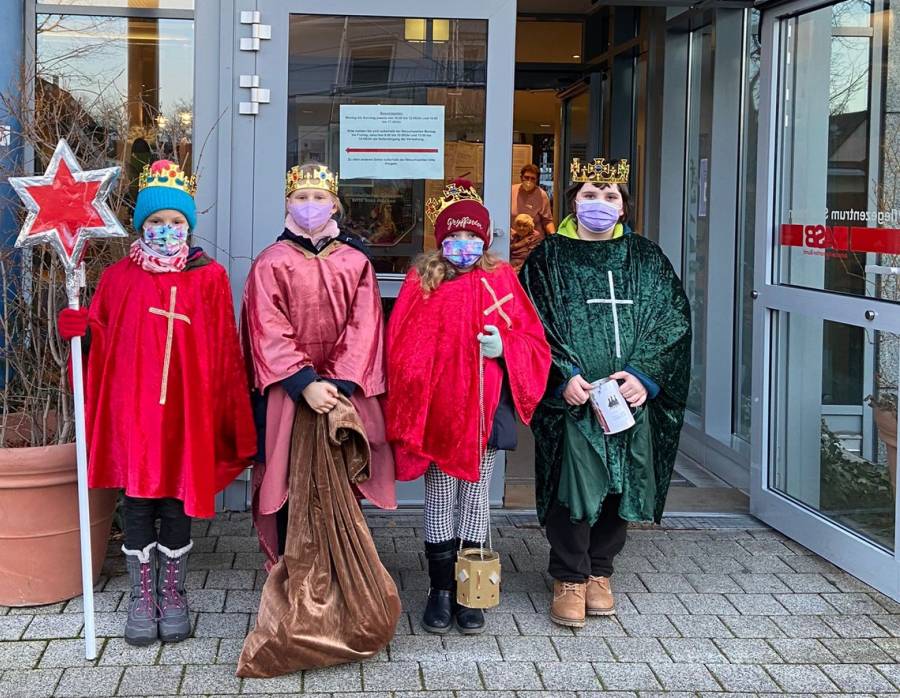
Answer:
[{"left": 458, "top": 344, "right": 493, "bottom": 560}]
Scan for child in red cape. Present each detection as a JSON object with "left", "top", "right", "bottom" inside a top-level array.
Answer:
[
  {"left": 58, "top": 160, "right": 256, "bottom": 647},
  {"left": 385, "top": 179, "right": 551, "bottom": 635}
]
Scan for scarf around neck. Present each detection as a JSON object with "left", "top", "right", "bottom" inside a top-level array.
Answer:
[{"left": 129, "top": 239, "right": 189, "bottom": 273}]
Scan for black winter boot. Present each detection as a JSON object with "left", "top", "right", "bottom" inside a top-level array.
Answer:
[
  {"left": 454, "top": 539, "right": 486, "bottom": 634},
  {"left": 422, "top": 540, "right": 456, "bottom": 634}
]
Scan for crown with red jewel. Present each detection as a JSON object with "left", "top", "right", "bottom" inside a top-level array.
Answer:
[
  {"left": 570, "top": 157, "right": 630, "bottom": 185},
  {"left": 425, "top": 178, "right": 483, "bottom": 223},
  {"left": 285, "top": 164, "right": 338, "bottom": 196},
  {"left": 138, "top": 159, "right": 197, "bottom": 196}
]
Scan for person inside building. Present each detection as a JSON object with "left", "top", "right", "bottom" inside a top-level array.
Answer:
[
  {"left": 511, "top": 163, "right": 555, "bottom": 237},
  {"left": 386, "top": 178, "right": 551, "bottom": 635},
  {"left": 509, "top": 212, "right": 543, "bottom": 272},
  {"left": 57, "top": 160, "right": 257, "bottom": 646},
  {"left": 520, "top": 157, "right": 692, "bottom": 629},
  {"left": 237, "top": 162, "right": 399, "bottom": 677}
]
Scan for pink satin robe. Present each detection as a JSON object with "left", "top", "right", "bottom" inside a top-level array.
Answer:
[{"left": 240, "top": 237, "right": 396, "bottom": 565}]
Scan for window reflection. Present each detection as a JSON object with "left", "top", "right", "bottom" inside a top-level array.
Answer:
[
  {"left": 36, "top": 13, "right": 194, "bottom": 216},
  {"left": 287, "top": 15, "right": 487, "bottom": 275}
]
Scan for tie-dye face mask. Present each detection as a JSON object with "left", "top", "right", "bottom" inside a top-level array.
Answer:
[
  {"left": 143, "top": 223, "right": 189, "bottom": 256},
  {"left": 441, "top": 238, "right": 484, "bottom": 268}
]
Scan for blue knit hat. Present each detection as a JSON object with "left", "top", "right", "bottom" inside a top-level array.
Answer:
[{"left": 133, "top": 160, "right": 197, "bottom": 231}]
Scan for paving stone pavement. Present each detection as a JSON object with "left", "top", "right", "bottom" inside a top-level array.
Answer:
[{"left": 1, "top": 511, "right": 900, "bottom": 696}]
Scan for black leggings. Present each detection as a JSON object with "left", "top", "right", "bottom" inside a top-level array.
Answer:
[{"left": 122, "top": 495, "right": 192, "bottom": 551}]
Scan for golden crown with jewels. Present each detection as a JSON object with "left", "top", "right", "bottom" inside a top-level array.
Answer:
[
  {"left": 285, "top": 164, "right": 338, "bottom": 196},
  {"left": 570, "top": 157, "right": 630, "bottom": 185},
  {"left": 139, "top": 160, "right": 197, "bottom": 196},
  {"left": 425, "top": 178, "right": 483, "bottom": 223}
]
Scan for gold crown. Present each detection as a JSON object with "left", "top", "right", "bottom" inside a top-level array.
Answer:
[
  {"left": 139, "top": 160, "right": 197, "bottom": 196},
  {"left": 425, "top": 179, "right": 483, "bottom": 223},
  {"left": 285, "top": 164, "right": 338, "bottom": 196},
  {"left": 570, "top": 158, "right": 630, "bottom": 185}
]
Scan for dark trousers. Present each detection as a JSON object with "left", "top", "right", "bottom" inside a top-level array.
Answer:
[
  {"left": 123, "top": 495, "right": 192, "bottom": 551},
  {"left": 545, "top": 494, "right": 628, "bottom": 582}
]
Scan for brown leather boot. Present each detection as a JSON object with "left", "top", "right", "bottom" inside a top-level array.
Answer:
[
  {"left": 550, "top": 580, "right": 586, "bottom": 628},
  {"left": 586, "top": 575, "right": 615, "bottom": 616}
]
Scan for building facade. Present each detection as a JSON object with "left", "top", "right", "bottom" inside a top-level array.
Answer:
[{"left": 5, "top": 0, "right": 900, "bottom": 599}]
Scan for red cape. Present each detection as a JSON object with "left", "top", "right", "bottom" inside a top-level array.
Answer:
[
  {"left": 85, "top": 257, "right": 256, "bottom": 518},
  {"left": 386, "top": 262, "right": 551, "bottom": 482}
]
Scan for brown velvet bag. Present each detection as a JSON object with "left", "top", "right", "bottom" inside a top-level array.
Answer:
[{"left": 236, "top": 397, "right": 401, "bottom": 678}]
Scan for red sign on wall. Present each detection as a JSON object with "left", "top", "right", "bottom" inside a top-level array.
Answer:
[{"left": 780, "top": 224, "right": 900, "bottom": 256}]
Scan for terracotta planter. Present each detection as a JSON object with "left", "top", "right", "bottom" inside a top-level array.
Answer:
[
  {"left": 0, "top": 442, "right": 117, "bottom": 606},
  {"left": 873, "top": 406, "right": 898, "bottom": 492}
]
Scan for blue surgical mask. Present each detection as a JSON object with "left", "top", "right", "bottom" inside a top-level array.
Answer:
[
  {"left": 576, "top": 200, "right": 621, "bottom": 233},
  {"left": 442, "top": 238, "right": 484, "bottom": 268},
  {"left": 143, "top": 223, "right": 188, "bottom": 256}
]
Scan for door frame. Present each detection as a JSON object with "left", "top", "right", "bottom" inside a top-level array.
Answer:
[
  {"left": 196, "top": 0, "right": 517, "bottom": 507},
  {"left": 750, "top": 0, "right": 900, "bottom": 596},
  {"left": 249, "top": 0, "right": 516, "bottom": 297}
]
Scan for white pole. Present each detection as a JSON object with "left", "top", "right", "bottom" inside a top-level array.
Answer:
[{"left": 67, "top": 269, "right": 96, "bottom": 661}]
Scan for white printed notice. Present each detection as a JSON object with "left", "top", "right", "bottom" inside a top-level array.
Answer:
[{"left": 340, "top": 105, "right": 444, "bottom": 180}]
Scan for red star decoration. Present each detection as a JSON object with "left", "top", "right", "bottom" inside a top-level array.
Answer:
[
  {"left": 10, "top": 139, "right": 126, "bottom": 272},
  {"left": 25, "top": 159, "right": 104, "bottom": 258}
]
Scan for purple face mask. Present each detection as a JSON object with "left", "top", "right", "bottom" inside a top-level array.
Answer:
[
  {"left": 442, "top": 238, "right": 484, "bottom": 268},
  {"left": 288, "top": 200, "right": 333, "bottom": 232},
  {"left": 576, "top": 199, "right": 621, "bottom": 233}
]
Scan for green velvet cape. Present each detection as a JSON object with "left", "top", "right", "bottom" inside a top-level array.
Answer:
[{"left": 520, "top": 228, "right": 692, "bottom": 525}]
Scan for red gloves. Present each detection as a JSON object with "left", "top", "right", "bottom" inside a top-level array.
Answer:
[{"left": 58, "top": 308, "right": 89, "bottom": 341}]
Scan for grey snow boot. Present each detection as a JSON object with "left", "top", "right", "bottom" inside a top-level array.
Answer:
[
  {"left": 122, "top": 543, "right": 159, "bottom": 646},
  {"left": 156, "top": 541, "right": 193, "bottom": 643}
]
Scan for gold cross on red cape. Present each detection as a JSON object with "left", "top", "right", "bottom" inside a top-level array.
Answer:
[
  {"left": 149, "top": 286, "right": 192, "bottom": 405},
  {"left": 481, "top": 277, "right": 513, "bottom": 329}
]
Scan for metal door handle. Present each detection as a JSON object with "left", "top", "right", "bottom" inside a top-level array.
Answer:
[{"left": 865, "top": 310, "right": 877, "bottom": 321}]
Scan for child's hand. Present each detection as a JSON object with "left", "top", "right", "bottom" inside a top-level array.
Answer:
[
  {"left": 477, "top": 325, "right": 503, "bottom": 359},
  {"left": 610, "top": 371, "right": 648, "bottom": 407},
  {"left": 302, "top": 381, "right": 339, "bottom": 414},
  {"left": 563, "top": 374, "right": 593, "bottom": 406},
  {"left": 58, "top": 308, "right": 88, "bottom": 341}
]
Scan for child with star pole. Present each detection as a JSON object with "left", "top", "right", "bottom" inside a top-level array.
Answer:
[
  {"left": 57, "top": 160, "right": 257, "bottom": 646},
  {"left": 385, "top": 179, "right": 551, "bottom": 635}
]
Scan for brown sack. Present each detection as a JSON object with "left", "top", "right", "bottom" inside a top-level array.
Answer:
[{"left": 237, "top": 397, "right": 401, "bottom": 678}]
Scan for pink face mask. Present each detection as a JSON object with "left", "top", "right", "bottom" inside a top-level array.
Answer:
[{"left": 287, "top": 200, "right": 333, "bottom": 232}]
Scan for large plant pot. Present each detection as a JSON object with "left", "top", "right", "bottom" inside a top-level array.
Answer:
[
  {"left": 873, "top": 406, "right": 898, "bottom": 492},
  {"left": 0, "top": 443, "right": 117, "bottom": 606}
]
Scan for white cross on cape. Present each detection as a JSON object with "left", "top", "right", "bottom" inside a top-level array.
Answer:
[{"left": 586, "top": 270, "right": 633, "bottom": 358}]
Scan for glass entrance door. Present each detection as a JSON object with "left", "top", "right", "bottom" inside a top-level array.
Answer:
[
  {"left": 250, "top": 0, "right": 515, "bottom": 295},
  {"left": 243, "top": 0, "right": 516, "bottom": 505},
  {"left": 752, "top": 0, "right": 900, "bottom": 596}
]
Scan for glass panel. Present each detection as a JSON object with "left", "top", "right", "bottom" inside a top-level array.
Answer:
[
  {"left": 734, "top": 9, "right": 761, "bottom": 441},
  {"left": 776, "top": 0, "right": 900, "bottom": 305},
  {"left": 44, "top": 0, "right": 194, "bottom": 8},
  {"left": 287, "top": 15, "right": 487, "bottom": 275},
  {"left": 562, "top": 89, "right": 590, "bottom": 210},
  {"left": 770, "top": 311, "right": 897, "bottom": 551},
  {"left": 584, "top": 9, "right": 610, "bottom": 60},
  {"left": 515, "top": 21, "right": 583, "bottom": 63},
  {"left": 36, "top": 14, "right": 194, "bottom": 215},
  {"left": 683, "top": 26, "right": 714, "bottom": 417}
]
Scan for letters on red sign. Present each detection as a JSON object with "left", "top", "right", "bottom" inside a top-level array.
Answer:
[{"left": 779, "top": 223, "right": 900, "bottom": 255}]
